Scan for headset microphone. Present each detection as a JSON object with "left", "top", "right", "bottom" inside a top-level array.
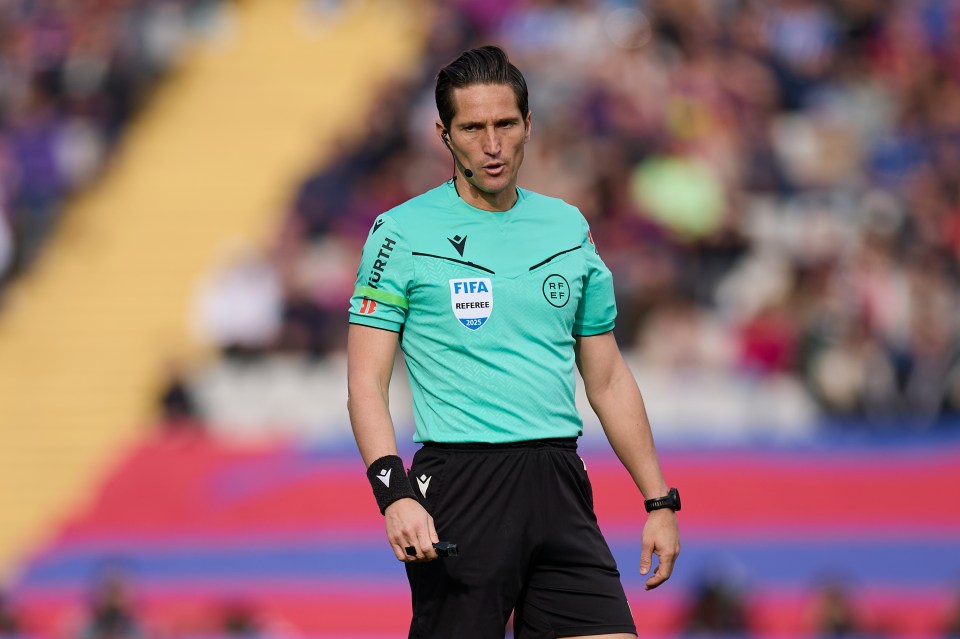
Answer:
[{"left": 442, "top": 131, "right": 473, "bottom": 179}]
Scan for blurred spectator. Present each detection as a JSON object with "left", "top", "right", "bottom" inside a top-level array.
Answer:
[
  {"left": 157, "top": 358, "right": 203, "bottom": 433},
  {"left": 220, "top": 601, "right": 261, "bottom": 638},
  {"left": 76, "top": 569, "right": 144, "bottom": 639},
  {"left": 0, "top": 206, "right": 12, "bottom": 288},
  {"left": 810, "top": 579, "right": 864, "bottom": 638},
  {"left": 276, "top": 280, "right": 340, "bottom": 358},
  {"left": 683, "top": 573, "right": 750, "bottom": 636},
  {"left": 192, "top": 241, "right": 283, "bottom": 362},
  {"left": 0, "top": 591, "right": 20, "bottom": 636},
  {"left": 945, "top": 586, "right": 960, "bottom": 638}
]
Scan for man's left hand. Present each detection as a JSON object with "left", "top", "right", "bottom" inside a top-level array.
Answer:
[{"left": 639, "top": 509, "right": 680, "bottom": 590}]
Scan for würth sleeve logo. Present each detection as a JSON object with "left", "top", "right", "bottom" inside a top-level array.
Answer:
[
  {"left": 449, "top": 278, "right": 493, "bottom": 331},
  {"left": 365, "top": 236, "right": 397, "bottom": 287}
]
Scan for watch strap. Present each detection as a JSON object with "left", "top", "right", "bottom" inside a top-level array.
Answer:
[{"left": 644, "top": 487, "right": 681, "bottom": 512}]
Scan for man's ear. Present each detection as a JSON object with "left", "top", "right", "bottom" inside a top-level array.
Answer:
[
  {"left": 436, "top": 120, "right": 448, "bottom": 143},
  {"left": 523, "top": 111, "right": 532, "bottom": 143}
]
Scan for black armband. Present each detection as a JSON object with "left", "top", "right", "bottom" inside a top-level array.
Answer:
[{"left": 366, "top": 455, "right": 417, "bottom": 514}]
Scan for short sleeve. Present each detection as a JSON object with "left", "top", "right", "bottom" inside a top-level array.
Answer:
[
  {"left": 349, "top": 214, "right": 412, "bottom": 332},
  {"left": 573, "top": 220, "right": 617, "bottom": 336}
]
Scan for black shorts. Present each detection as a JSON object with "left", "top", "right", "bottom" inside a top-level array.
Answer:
[{"left": 405, "top": 438, "right": 636, "bottom": 639}]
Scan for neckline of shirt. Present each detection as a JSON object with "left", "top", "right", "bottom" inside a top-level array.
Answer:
[{"left": 444, "top": 180, "right": 526, "bottom": 215}]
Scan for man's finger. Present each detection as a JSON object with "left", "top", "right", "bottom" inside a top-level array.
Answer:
[
  {"left": 645, "top": 564, "right": 668, "bottom": 590},
  {"left": 391, "top": 543, "right": 407, "bottom": 562},
  {"left": 428, "top": 516, "right": 440, "bottom": 545},
  {"left": 644, "top": 549, "right": 678, "bottom": 590},
  {"left": 659, "top": 548, "right": 678, "bottom": 578},
  {"left": 639, "top": 542, "right": 653, "bottom": 575},
  {"left": 417, "top": 527, "right": 438, "bottom": 562}
]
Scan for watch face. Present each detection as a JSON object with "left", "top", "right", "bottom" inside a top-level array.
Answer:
[{"left": 669, "top": 487, "right": 681, "bottom": 511}]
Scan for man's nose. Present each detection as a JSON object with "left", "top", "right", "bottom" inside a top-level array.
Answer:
[{"left": 482, "top": 127, "right": 501, "bottom": 155}]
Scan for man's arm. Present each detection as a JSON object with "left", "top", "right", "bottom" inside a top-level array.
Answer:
[
  {"left": 347, "top": 323, "right": 438, "bottom": 562},
  {"left": 575, "top": 331, "right": 680, "bottom": 590}
]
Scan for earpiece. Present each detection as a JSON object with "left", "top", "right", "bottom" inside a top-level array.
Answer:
[{"left": 442, "top": 130, "right": 473, "bottom": 179}]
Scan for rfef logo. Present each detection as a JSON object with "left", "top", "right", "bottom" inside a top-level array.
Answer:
[
  {"left": 449, "top": 278, "right": 493, "bottom": 331},
  {"left": 542, "top": 274, "right": 570, "bottom": 308}
]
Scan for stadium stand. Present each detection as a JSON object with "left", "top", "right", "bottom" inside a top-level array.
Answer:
[
  {"left": 0, "top": 0, "right": 425, "bottom": 611},
  {"left": 0, "top": 0, "right": 233, "bottom": 580},
  {"left": 3, "top": 0, "right": 960, "bottom": 638},
  {"left": 187, "top": 0, "right": 960, "bottom": 436}
]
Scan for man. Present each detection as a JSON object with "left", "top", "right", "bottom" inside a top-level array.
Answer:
[{"left": 347, "top": 45, "right": 680, "bottom": 639}]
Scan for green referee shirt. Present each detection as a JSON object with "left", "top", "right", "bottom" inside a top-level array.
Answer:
[{"left": 349, "top": 181, "right": 617, "bottom": 443}]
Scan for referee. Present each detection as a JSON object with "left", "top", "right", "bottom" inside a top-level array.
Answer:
[{"left": 348, "top": 45, "right": 680, "bottom": 639}]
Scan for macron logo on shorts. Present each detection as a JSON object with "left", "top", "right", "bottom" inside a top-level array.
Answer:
[
  {"left": 417, "top": 474, "right": 432, "bottom": 498},
  {"left": 377, "top": 468, "right": 391, "bottom": 487}
]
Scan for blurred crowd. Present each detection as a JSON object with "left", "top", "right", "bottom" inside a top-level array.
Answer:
[
  {"left": 0, "top": 568, "right": 265, "bottom": 638},
  {"left": 2, "top": 0, "right": 958, "bottom": 429},
  {"left": 3, "top": 571, "right": 960, "bottom": 638},
  {"left": 191, "top": 0, "right": 960, "bottom": 429},
  {"left": 0, "top": 0, "right": 227, "bottom": 289}
]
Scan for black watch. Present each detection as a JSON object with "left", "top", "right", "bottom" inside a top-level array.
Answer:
[{"left": 644, "top": 487, "right": 681, "bottom": 513}]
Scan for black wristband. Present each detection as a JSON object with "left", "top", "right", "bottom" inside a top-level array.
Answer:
[{"left": 366, "top": 455, "right": 417, "bottom": 514}]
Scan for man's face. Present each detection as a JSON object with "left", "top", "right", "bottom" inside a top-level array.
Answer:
[{"left": 439, "top": 83, "right": 531, "bottom": 201}]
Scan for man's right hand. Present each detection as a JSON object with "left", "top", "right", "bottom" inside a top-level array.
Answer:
[{"left": 385, "top": 497, "right": 439, "bottom": 562}]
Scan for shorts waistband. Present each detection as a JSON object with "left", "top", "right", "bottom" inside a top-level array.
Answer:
[{"left": 421, "top": 437, "right": 578, "bottom": 452}]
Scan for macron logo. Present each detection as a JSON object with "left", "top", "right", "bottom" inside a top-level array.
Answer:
[
  {"left": 448, "top": 234, "right": 467, "bottom": 257},
  {"left": 417, "top": 474, "right": 432, "bottom": 498},
  {"left": 377, "top": 468, "right": 391, "bottom": 487}
]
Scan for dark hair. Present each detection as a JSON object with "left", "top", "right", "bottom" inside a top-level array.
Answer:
[{"left": 435, "top": 45, "right": 529, "bottom": 131}]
